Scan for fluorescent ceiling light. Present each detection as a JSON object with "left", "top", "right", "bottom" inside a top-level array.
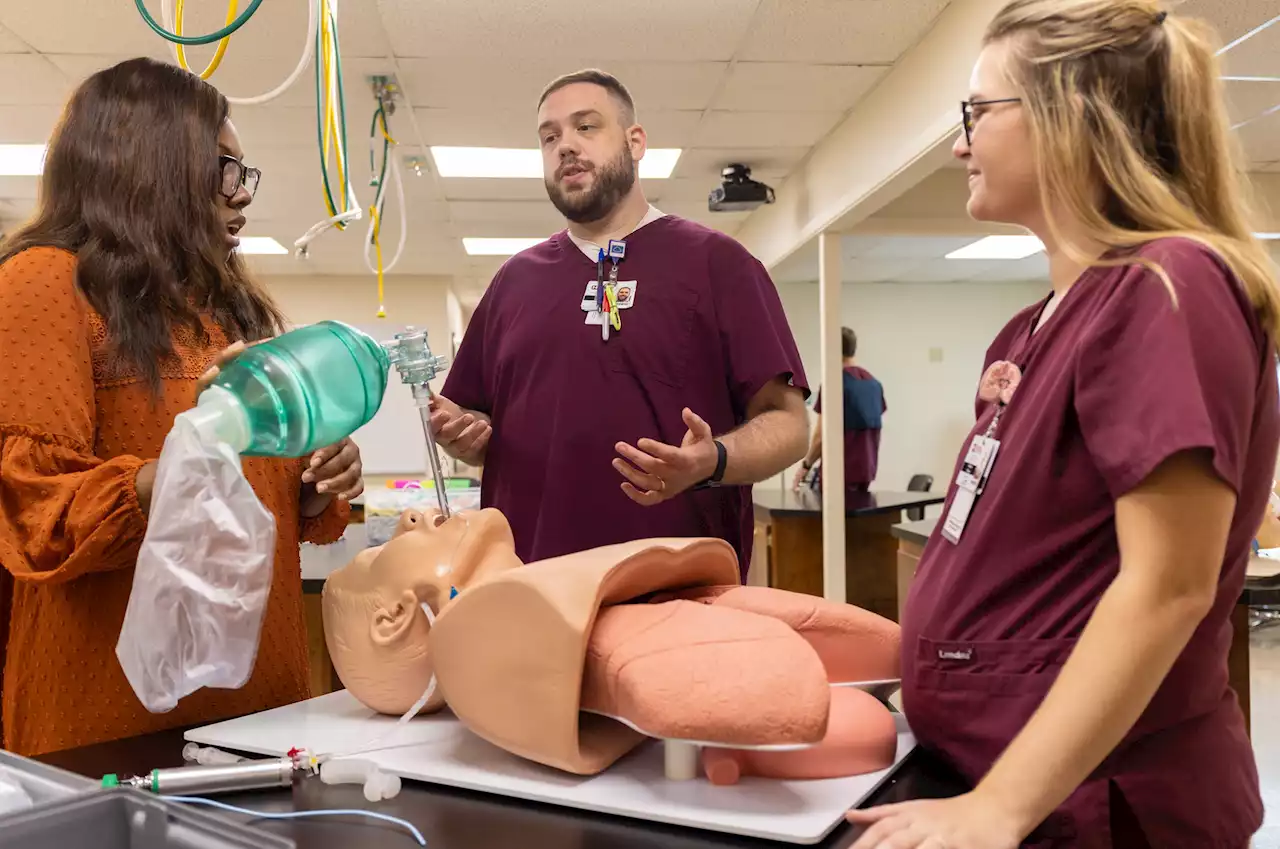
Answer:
[
  {"left": 235, "top": 236, "right": 289, "bottom": 255},
  {"left": 431, "top": 147, "right": 681, "bottom": 179},
  {"left": 0, "top": 144, "right": 46, "bottom": 176},
  {"left": 463, "top": 237, "right": 546, "bottom": 256},
  {"left": 1256, "top": 233, "right": 1280, "bottom": 240},
  {"left": 640, "top": 148, "right": 682, "bottom": 179},
  {"left": 946, "top": 235, "right": 1045, "bottom": 260}
]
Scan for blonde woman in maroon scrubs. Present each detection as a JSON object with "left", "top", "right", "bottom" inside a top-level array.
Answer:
[{"left": 848, "top": 2, "right": 1280, "bottom": 848}]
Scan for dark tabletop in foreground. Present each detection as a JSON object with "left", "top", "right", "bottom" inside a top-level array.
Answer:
[
  {"left": 38, "top": 728, "right": 968, "bottom": 849},
  {"left": 753, "top": 489, "right": 944, "bottom": 519}
]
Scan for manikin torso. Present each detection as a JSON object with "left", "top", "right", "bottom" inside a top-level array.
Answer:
[{"left": 322, "top": 508, "right": 902, "bottom": 780}]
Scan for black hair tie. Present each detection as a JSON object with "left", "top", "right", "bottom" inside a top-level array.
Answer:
[{"left": 1154, "top": 10, "right": 1168, "bottom": 25}]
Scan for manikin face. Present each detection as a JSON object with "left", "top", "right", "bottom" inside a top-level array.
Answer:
[
  {"left": 953, "top": 40, "right": 1040, "bottom": 229},
  {"left": 322, "top": 507, "right": 522, "bottom": 715}
]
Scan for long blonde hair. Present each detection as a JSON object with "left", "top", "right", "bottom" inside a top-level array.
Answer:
[{"left": 985, "top": 0, "right": 1280, "bottom": 345}]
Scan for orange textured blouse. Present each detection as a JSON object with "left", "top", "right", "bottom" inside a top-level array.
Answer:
[{"left": 0, "top": 246, "right": 349, "bottom": 756}]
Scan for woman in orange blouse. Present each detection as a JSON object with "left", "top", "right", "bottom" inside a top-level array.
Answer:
[{"left": 0, "top": 58, "right": 365, "bottom": 756}]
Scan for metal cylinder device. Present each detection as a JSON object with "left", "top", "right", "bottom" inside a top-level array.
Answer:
[
  {"left": 381, "top": 326, "right": 453, "bottom": 519},
  {"left": 103, "top": 758, "right": 296, "bottom": 796}
]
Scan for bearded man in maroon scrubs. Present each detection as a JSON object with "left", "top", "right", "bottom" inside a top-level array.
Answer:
[
  {"left": 429, "top": 69, "right": 809, "bottom": 577},
  {"left": 847, "top": 2, "right": 1278, "bottom": 848}
]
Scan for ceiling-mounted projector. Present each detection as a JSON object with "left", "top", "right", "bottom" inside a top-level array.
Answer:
[{"left": 708, "top": 163, "right": 775, "bottom": 212}]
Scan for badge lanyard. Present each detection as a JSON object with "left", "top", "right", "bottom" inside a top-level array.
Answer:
[
  {"left": 940, "top": 360, "right": 1022, "bottom": 545},
  {"left": 582, "top": 239, "right": 632, "bottom": 342}
]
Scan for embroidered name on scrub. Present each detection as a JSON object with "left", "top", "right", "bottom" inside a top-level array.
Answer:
[{"left": 937, "top": 648, "right": 973, "bottom": 661}]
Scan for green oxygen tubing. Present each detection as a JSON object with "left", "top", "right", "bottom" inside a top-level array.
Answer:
[{"left": 134, "top": 0, "right": 266, "bottom": 46}]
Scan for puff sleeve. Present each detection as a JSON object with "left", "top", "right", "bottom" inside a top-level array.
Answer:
[{"left": 0, "top": 248, "right": 150, "bottom": 584}]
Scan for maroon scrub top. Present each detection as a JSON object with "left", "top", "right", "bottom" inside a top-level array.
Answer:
[
  {"left": 442, "top": 215, "right": 808, "bottom": 577},
  {"left": 902, "top": 238, "right": 1275, "bottom": 848},
  {"left": 813, "top": 365, "right": 885, "bottom": 488}
]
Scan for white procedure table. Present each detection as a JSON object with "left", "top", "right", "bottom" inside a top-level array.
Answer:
[{"left": 187, "top": 691, "right": 917, "bottom": 845}]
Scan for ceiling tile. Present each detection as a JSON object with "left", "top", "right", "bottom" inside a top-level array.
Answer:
[
  {"left": 851, "top": 235, "right": 978, "bottom": 259},
  {"left": 396, "top": 58, "right": 728, "bottom": 112},
  {"left": 1236, "top": 108, "right": 1280, "bottom": 166},
  {"left": 1177, "top": 0, "right": 1278, "bottom": 53},
  {"left": 1217, "top": 19, "right": 1280, "bottom": 79},
  {"left": 738, "top": 0, "right": 952, "bottom": 64},
  {"left": 693, "top": 110, "right": 842, "bottom": 148},
  {"left": 672, "top": 147, "right": 808, "bottom": 182},
  {"left": 413, "top": 106, "right": 703, "bottom": 148},
  {"left": 0, "top": 177, "right": 38, "bottom": 201},
  {"left": 897, "top": 258, "right": 991, "bottom": 283},
  {"left": 447, "top": 200, "right": 562, "bottom": 228},
  {"left": 435, "top": 178, "right": 552, "bottom": 202},
  {"left": 0, "top": 0, "right": 160, "bottom": 55},
  {"left": 229, "top": 106, "right": 320, "bottom": 149},
  {"left": 1223, "top": 79, "right": 1280, "bottom": 128},
  {"left": 845, "top": 257, "right": 930, "bottom": 283},
  {"left": 0, "top": 0, "right": 388, "bottom": 58},
  {"left": 713, "top": 63, "right": 888, "bottom": 112},
  {"left": 978, "top": 254, "right": 1050, "bottom": 282},
  {"left": 654, "top": 177, "right": 717, "bottom": 202},
  {"left": 658, "top": 200, "right": 752, "bottom": 232},
  {"left": 379, "top": 0, "right": 760, "bottom": 61},
  {"left": 0, "top": 23, "right": 27, "bottom": 52},
  {"left": 0, "top": 55, "right": 70, "bottom": 105},
  {"left": 0, "top": 103, "right": 63, "bottom": 143}
]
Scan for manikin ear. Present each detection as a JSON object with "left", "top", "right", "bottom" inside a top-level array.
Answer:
[{"left": 370, "top": 589, "right": 423, "bottom": 647}]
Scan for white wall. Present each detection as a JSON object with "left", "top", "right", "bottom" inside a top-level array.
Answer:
[
  {"left": 775, "top": 278, "right": 1049, "bottom": 497},
  {"left": 262, "top": 274, "right": 455, "bottom": 476}
]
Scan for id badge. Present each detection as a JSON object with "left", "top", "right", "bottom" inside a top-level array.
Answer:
[
  {"left": 941, "top": 435, "right": 999, "bottom": 544},
  {"left": 581, "top": 281, "right": 600, "bottom": 311},
  {"left": 613, "top": 281, "right": 637, "bottom": 309}
]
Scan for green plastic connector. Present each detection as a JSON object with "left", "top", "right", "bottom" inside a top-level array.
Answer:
[{"left": 101, "top": 774, "right": 119, "bottom": 788}]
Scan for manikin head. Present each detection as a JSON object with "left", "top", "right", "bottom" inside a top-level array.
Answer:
[
  {"left": 322, "top": 507, "right": 522, "bottom": 715},
  {"left": 536, "top": 69, "right": 647, "bottom": 224}
]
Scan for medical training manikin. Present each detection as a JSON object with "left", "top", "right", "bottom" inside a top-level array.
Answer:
[{"left": 322, "top": 508, "right": 901, "bottom": 783}]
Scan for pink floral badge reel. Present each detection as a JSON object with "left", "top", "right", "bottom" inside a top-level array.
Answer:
[{"left": 979, "top": 360, "right": 1022, "bottom": 407}]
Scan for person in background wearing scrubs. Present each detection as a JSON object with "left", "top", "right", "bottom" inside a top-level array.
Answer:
[
  {"left": 429, "top": 69, "right": 809, "bottom": 576},
  {"left": 791, "top": 327, "right": 886, "bottom": 495},
  {"left": 848, "top": 2, "right": 1279, "bottom": 847}
]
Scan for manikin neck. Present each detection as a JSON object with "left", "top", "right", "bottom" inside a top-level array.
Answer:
[{"left": 566, "top": 188, "right": 651, "bottom": 247}]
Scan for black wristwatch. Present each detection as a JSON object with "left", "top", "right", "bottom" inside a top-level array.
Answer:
[{"left": 692, "top": 440, "right": 727, "bottom": 491}]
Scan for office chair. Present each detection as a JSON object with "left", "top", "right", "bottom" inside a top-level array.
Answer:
[{"left": 906, "top": 474, "right": 934, "bottom": 521}]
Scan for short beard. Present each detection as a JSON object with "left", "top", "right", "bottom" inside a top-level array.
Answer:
[{"left": 545, "top": 144, "right": 636, "bottom": 224}]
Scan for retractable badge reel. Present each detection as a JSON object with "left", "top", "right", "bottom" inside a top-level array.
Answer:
[
  {"left": 940, "top": 361, "right": 1020, "bottom": 544},
  {"left": 582, "top": 240, "right": 630, "bottom": 341}
]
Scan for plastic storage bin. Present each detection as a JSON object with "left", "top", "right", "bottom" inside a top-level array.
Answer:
[
  {"left": 0, "top": 750, "right": 293, "bottom": 849},
  {"left": 0, "top": 748, "right": 91, "bottom": 811},
  {"left": 0, "top": 786, "right": 295, "bottom": 849}
]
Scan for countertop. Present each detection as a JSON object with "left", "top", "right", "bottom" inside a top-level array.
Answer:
[
  {"left": 753, "top": 489, "right": 944, "bottom": 519},
  {"left": 37, "top": 728, "right": 968, "bottom": 849},
  {"left": 300, "top": 523, "right": 368, "bottom": 590},
  {"left": 890, "top": 518, "right": 936, "bottom": 547}
]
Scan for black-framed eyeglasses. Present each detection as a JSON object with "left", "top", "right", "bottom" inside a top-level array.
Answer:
[
  {"left": 961, "top": 98, "right": 1022, "bottom": 146},
  {"left": 218, "top": 154, "right": 261, "bottom": 201}
]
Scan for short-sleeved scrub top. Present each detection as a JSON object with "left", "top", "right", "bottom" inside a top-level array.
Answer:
[
  {"left": 442, "top": 212, "right": 808, "bottom": 577},
  {"left": 902, "top": 238, "right": 1277, "bottom": 847}
]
